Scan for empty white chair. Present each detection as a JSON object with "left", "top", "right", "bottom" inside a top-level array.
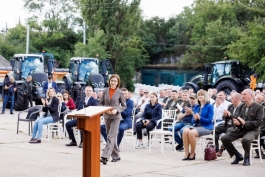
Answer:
[{"left": 149, "top": 110, "right": 177, "bottom": 155}]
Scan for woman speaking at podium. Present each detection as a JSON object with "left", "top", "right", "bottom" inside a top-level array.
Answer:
[{"left": 100, "top": 74, "right": 127, "bottom": 165}]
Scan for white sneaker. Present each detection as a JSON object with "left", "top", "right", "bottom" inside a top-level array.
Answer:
[
  {"left": 135, "top": 143, "right": 144, "bottom": 149},
  {"left": 144, "top": 143, "right": 150, "bottom": 148}
]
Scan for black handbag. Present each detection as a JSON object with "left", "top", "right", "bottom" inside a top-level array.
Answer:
[
  {"left": 204, "top": 142, "right": 217, "bottom": 161},
  {"left": 26, "top": 109, "right": 40, "bottom": 120}
]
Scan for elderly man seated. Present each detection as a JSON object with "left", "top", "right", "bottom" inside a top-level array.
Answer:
[{"left": 221, "top": 89, "right": 263, "bottom": 166}]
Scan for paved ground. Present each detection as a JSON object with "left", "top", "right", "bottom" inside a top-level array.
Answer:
[{"left": 0, "top": 106, "right": 264, "bottom": 177}]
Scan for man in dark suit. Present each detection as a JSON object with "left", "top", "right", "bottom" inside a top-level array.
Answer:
[
  {"left": 65, "top": 86, "right": 98, "bottom": 148},
  {"left": 100, "top": 88, "right": 134, "bottom": 147},
  {"left": 215, "top": 92, "right": 242, "bottom": 157},
  {"left": 221, "top": 89, "right": 264, "bottom": 166},
  {"left": 43, "top": 75, "right": 59, "bottom": 95}
]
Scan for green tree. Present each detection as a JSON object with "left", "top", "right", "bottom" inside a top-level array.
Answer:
[
  {"left": 74, "top": 30, "right": 111, "bottom": 59},
  {"left": 23, "top": 0, "right": 81, "bottom": 67},
  {"left": 138, "top": 16, "right": 179, "bottom": 61},
  {"left": 227, "top": 18, "right": 265, "bottom": 79},
  {"left": 116, "top": 36, "right": 148, "bottom": 89},
  {"left": 0, "top": 24, "right": 36, "bottom": 60},
  {"left": 80, "top": 0, "right": 147, "bottom": 89}
]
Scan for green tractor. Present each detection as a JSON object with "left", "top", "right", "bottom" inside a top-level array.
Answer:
[
  {"left": 62, "top": 57, "right": 114, "bottom": 107},
  {"left": 182, "top": 60, "right": 250, "bottom": 93},
  {"left": 0, "top": 54, "right": 66, "bottom": 111},
  {"left": 0, "top": 54, "right": 47, "bottom": 110}
]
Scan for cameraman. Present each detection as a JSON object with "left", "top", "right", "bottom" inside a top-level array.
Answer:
[{"left": 1, "top": 76, "right": 16, "bottom": 114}]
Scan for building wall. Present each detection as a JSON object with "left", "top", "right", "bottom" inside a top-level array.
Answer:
[{"left": 141, "top": 69, "right": 202, "bottom": 87}]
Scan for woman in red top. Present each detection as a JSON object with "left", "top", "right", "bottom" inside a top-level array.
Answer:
[{"left": 63, "top": 90, "right": 76, "bottom": 110}]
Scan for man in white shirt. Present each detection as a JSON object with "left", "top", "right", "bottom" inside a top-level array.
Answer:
[
  {"left": 133, "top": 90, "right": 150, "bottom": 134},
  {"left": 66, "top": 86, "right": 98, "bottom": 148},
  {"left": 134, "top": 88, "right": 144, "bottom": 107},
  {"left": 158, "top": 89, "right": 166, "bottom": 104},
  {"left": 213, "top": 91, "right": 230, "bottom": 125}
]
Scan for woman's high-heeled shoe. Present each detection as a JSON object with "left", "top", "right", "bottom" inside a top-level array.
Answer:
[
  {"left": 188, "top": 154, "right": 196, "bottom": 160},
  {"left": 100, "top": 157, "right": 108, "bottom": 165},
  {"left": 182, "top": 153, "right": 190, "bottom": 161}
]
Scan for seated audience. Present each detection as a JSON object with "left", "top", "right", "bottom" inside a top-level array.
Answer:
[
  {"left": 134, "top": 88, "right": 144, "bottom": 108},
  {"left": 92, "top": 91, "right": 98, "bottom": 99},
  {"left": 164, "top": 90, "right": 179, "bottom": 110},
  {"left": 56, "top": 92, "right": 67, "bottom": 116},
  {"left": 133, "top": 90, "right": 150, "bottom": 133},
  {"left": 65, "top": 86, "right": 98, "bottom": 148},
  {"left": 162, "top": 89, "right": 172, "bottom": 109},
  {"left": 213, "top": 91, "right": 230, "bottom": 124},
  {"left": 215, "top": 92, "right": 242, "bottom": 157},
  {"left": 63, "top": 90, "right": 76, "bottom": 111},
  {"left": 158, "top": 89, "right": 166, "bottom": 105},
  {"left": 168, "top": 93, "right": 198, "bottom": 151},
  {"left": 182, "top": 89, "right": 214, "bottom": 160},
  {"left": 221, "top": 89, "right": 263, "bottom": 166},
  {"left": 29, "top": 87, "right": 59, "bottom": 144},
  {"left": 135, "top": 92, "right": 162, "bottom": 149},
  {"left": 97, "top": 90, "right": 103, "bottom": 101}
]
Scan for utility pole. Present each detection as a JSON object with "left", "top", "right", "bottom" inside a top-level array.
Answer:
[
  {"left": 26, "top": 25, "right": 30, "bottom": 54},
  {"left": 83, "top": 20, "right": 86, "bottom": 57}
]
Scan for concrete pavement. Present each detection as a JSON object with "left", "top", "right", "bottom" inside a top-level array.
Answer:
[{"left": 0, "top": 107, "right": 264, "bottom": 177}]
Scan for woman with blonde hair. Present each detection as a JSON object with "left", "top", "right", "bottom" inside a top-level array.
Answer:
[
  {"left": 182, "top": 89, "right": 214, "bottom": 160},
  {"left": 29, "top": 87, "right": 59, "bottom": 143},
  {"left": 56, "top": 92, "right": 68, "bottom": 120}
]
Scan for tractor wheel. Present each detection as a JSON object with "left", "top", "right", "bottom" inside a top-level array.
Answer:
[
  {"left": 35, "top": 99, "right": 42, "bottom": 105},
  {"left": 63, "top": 78, "right": 70, "bottom": 92},
  {"left": 58, "top": 83, "right": 66, "bottom": 94},
  {"left": 14, "top": 87, "right": 25, "bottom": 111},
  {"left": 182, "top": 85, "right": 196, "bottom": 93},
  {"left": 73, "top": 85, "right": 82, "bottom": 108},
  {"left": 216, "top": 80, "right": 240, "bottom": 94}
]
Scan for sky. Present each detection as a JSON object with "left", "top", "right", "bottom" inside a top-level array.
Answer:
[{"left": 0, "top": 0, "right": 194, "bottom": 30}]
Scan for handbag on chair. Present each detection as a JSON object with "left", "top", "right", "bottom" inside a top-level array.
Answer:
[{"left": 204, "top": 142, "right": 217, "bottom": 161}]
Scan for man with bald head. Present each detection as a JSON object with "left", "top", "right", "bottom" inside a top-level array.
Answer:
[
  {"left": 255, "top": 94, "right": 263, "bottom": 105},
  {"left": 221, "top": 89, "right": 264, "bottom": 166}
]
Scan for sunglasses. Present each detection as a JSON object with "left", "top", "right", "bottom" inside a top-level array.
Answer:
[
  {"left": 57, "top": 96, "right": 62, "bottom": 97},
  {"left": 144, "top": 92, "right": 149, "bottom": 94}
]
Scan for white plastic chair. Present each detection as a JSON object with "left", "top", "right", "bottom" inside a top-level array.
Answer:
[
  {"left": 120, "top": 108, "right": 136, "bottom": 151},
  {"left": 47, "top": 105, "right": 66, "bottom": 142},
  {"left": 232, "top": 135, "right": 263, "bottom": 165},
  {"left": 149, "top": 110, "right": 177, "bottom": 155},
  {"left": 196, "top": 112, "right": 218, "bottom": 159},
  {"left": 250, "top": 135, "right": 263, "bottom": 165},
  {"left": 63, "top": 109, "right": 77, "bottom": 137}
]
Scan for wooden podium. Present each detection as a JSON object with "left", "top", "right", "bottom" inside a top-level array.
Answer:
[{"left": 67, "top": 106, "right": 113, "bottom": 177}]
